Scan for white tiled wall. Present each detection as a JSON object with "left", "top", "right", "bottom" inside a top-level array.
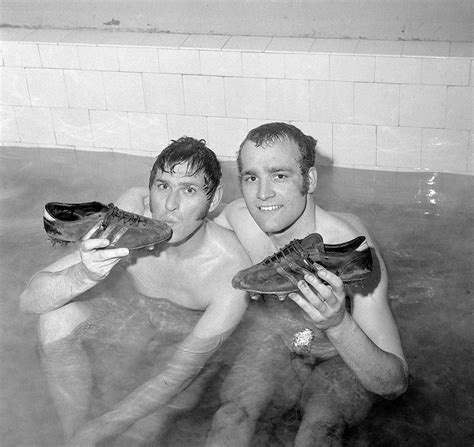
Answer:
[{"left": 0, "top": 28, "right": 472, "bottom": 174}]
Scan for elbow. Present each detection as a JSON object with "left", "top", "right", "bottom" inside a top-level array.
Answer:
[
  {"left": 380, "top": 363, "right": 409, "bottom": 400},
  {"left": 19, "top": 290, "right": 35, "bottom": 314},
  {"left": 19, "top": 289, "right": 43, "bottom": 314},
  {"left": 381, "top": 375, "right": 408, "bottom": 400},
  {"left": 19, "top": 289, "right": 30, "bottom": 313}
]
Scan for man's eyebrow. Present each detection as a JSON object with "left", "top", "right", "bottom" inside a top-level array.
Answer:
[
  {"left": 241, "top": 166, "right": 296, "bottom": 176},
  {"left": 181, "top": 180, "right": 205, "bottom": 189},
  {"left": 241, "top": 168, "right": 257, "bottom": 176},
  {"left": 267, "top": 166, "right": 295, "bottom": 173}
]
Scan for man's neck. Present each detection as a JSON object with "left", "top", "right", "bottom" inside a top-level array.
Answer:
[
  {"left": 268, "top": 196, "right": 317, "bottom": 248},
  {"left": 162, "top": 220, "right": 209, "bottom": 259}
]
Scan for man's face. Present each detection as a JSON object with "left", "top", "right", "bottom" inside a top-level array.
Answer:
[
  {"left": 149, "top": 163, "right": 210, "bottom": 243},
  {"left": 239, "top": 139, "right": 310, "bottom": 235}
]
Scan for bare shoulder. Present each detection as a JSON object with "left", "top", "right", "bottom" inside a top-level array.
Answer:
[
  {"left": 205, "top": 219, "right": 252, "bottom": 267},
  {"left": 319, "top": 207, "right": 375, "bottom": 246},
  {"left": 224, "top": 198, "right": 250, "bottom": 221}
]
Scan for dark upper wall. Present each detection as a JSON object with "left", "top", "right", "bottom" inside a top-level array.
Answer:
[{"left": 1, "top": 0, "right": 472, "bottom": 42}]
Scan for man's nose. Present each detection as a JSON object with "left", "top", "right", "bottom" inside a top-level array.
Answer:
[
  {"left": 257, "top": 179, "right": 275, "bottom": 200},
  {"left": 165, "top": 190, "right": 179, "bottom": 211}
]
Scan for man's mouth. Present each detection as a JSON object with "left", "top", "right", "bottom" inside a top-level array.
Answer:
[
  {"left": 258, "top": 205, "right": 283, "bottom": 212},
  {"left": 159, "top": 217, "right": 179, "bottom": 225}
]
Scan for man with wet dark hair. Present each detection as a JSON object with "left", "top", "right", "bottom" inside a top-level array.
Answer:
[
  {"left": 20, "top": 137, "right": 251, "bottom": 446},
  {"left": 149, "top": 137, "right": 221, "bottom": 200},
  {"left": 118, "top": 123, "right": 408, "bottom": 446}
]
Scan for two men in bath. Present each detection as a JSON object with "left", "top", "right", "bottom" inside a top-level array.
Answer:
[
  {"left": 120, "top": 122, "right": 408, "bottom": 446},
  {"left": 20, "top": 137, "right": 251, "bottom": 445},
  {"left": 22, "top": 122, "right": 408, "bottom": 446}
]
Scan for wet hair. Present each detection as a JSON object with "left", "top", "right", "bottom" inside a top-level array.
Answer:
[
  {"left": 149, "top": 137, "right": 222, "bottom": 200},
  {"left": 237, "top": 122, "right": 317, "bottom": 183}
]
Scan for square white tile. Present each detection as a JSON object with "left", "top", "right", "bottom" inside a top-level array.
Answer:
[
  {"left": 51, "top": 108, "right": 93, "bottom": 147},
  {"left": 376, "top": 126, "right": 421, "bottom": 168},
  {"left": 103, "top": 71, "right": 145, "bottom": 112},
  {"left": 90, "top": 110, "right": 130, "bottom": 149},
  {"left": 142, "top": 73, "right": 185, "bottom": 115},
  {"left": 0, "top": 67, "right": 31, "bottom": 106},
  {"left": 225, "top": 77, "right": 267, "bottom": 119},
  {"left": 310, "top": 80, "right": 354, "bottom": 124},
  {"left": 15, "top": 106, "right": 56, "bottom": 144},
  {"left": 422, "top": 128, "right": 469, "bottom": 172},
  {"left": 128, "top": 112, "right": 168, "bottom": 151},
  {"left": 26, "top": 68, "right": 68, "bottom": 107},
  {"left": 400, "top": 84, "right": 446, "bottom": 128},
  {"left": 354, "top": 83, "right": 399, "bottom": 126},
  {"left": 183, "top": 75, "right": 225, "bottom": 117},
  {"left": 285, "top": 54, "right": 329, "bottom": 80},
  {"left": 39, "top": 44, "right": 80, "bottom": 69},
  {"left": 64, "top": 70, "right": 106, "bottom": 110},
  {"left": 330, "top": 55, "right": 375, "bottom": 82},
  {"left": 267, "top": 79, "right": 309, "bottom": 121},
  {"left": 333, "top": 124, "right": 376, "bottom": 167}
]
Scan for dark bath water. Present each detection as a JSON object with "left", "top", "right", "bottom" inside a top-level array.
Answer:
[{"left": 1, "top": 146, "right": 473, "bottom": 446}]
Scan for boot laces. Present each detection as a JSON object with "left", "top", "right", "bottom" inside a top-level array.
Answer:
[
  {"left": 102, "top": 204, "right": 146, "bottom": 229},
  {"left": 263, "top": 239, "right": 305, "bottom": 266},
  {"left": 263, "top": 239, "right": 320, "bottom": 283}
]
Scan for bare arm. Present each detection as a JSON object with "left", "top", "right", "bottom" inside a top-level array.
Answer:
[
  {"left": 290, "top": 218, "right": 408, "bottom": 398},
  {"left": 67, "top": 259, "right": 250, "bottom": 445},
  {"left": 327, "top": 250, "right": 407, "bottom": 397},
  {"left": 20, "top": 239, "right": 129, "bottom": 314}
]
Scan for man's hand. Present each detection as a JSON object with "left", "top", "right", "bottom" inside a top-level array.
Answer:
[
  {"left": 289, "top": 268, "right": 346, "bottom": 331},
  {"left": 79, "top": 239, "right": 129, "bottom": 282}
]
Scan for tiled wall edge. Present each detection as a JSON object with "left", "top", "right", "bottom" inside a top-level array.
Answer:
[{"left": 1, "top": 27, "right": 472, "bottom": 58}]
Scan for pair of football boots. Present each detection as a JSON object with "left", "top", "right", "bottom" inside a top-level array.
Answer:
[{"left": 43, "top": 202, "right": 372, "bottom": 293}]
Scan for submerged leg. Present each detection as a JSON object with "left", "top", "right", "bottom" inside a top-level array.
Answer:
[
  {"left": 206, "top": 333, "right": 300, "bottom": 447},
  {"left": 38, "top": 302, "right": 93, "bottom": 439},
  {"left": 295, "top": 356, "right": 377, "bottom": 447}
]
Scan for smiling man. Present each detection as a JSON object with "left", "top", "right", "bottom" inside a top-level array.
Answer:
[
  {"left": 20, "top": 137, "right": 251, "bottom": 446},
  {"left": 206, "top": 123, "right": 408, "bottom": 446}
]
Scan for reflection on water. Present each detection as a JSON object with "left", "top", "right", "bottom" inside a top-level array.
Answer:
[{"left": 1, "top": 148, "right": 473, "bottom": 446}]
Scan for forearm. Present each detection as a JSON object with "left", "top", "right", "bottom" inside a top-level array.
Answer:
[
  {"left": 326, "top": 312, "right": 408, "bottom": 398},
  {"left": 86, "top": 332, "right": 225, "bottom": 441},
  {"left": 20, "top": 263, "right": 99, "bottom": 314},
  {"left": 93, "top": 367, "right": 198, "bottom": 440}
]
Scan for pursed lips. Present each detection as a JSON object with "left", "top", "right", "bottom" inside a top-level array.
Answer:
[{"left": 159, "top": 216, "right": 180, "bottom": 224}]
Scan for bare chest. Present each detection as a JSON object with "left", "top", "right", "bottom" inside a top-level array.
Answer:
[{"left": 125, "top": 255, "right": 212, "bottom": 309}]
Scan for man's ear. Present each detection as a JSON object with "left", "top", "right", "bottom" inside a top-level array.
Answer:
[
  {"left": 148, "top": 190, "right": 153, "bottom": 214},
  {"left": 307, "top": 167, "right": 317, "bottom": 194},
  {"left": 209, "top": 185, "right": 223, "bottom": 213}
]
